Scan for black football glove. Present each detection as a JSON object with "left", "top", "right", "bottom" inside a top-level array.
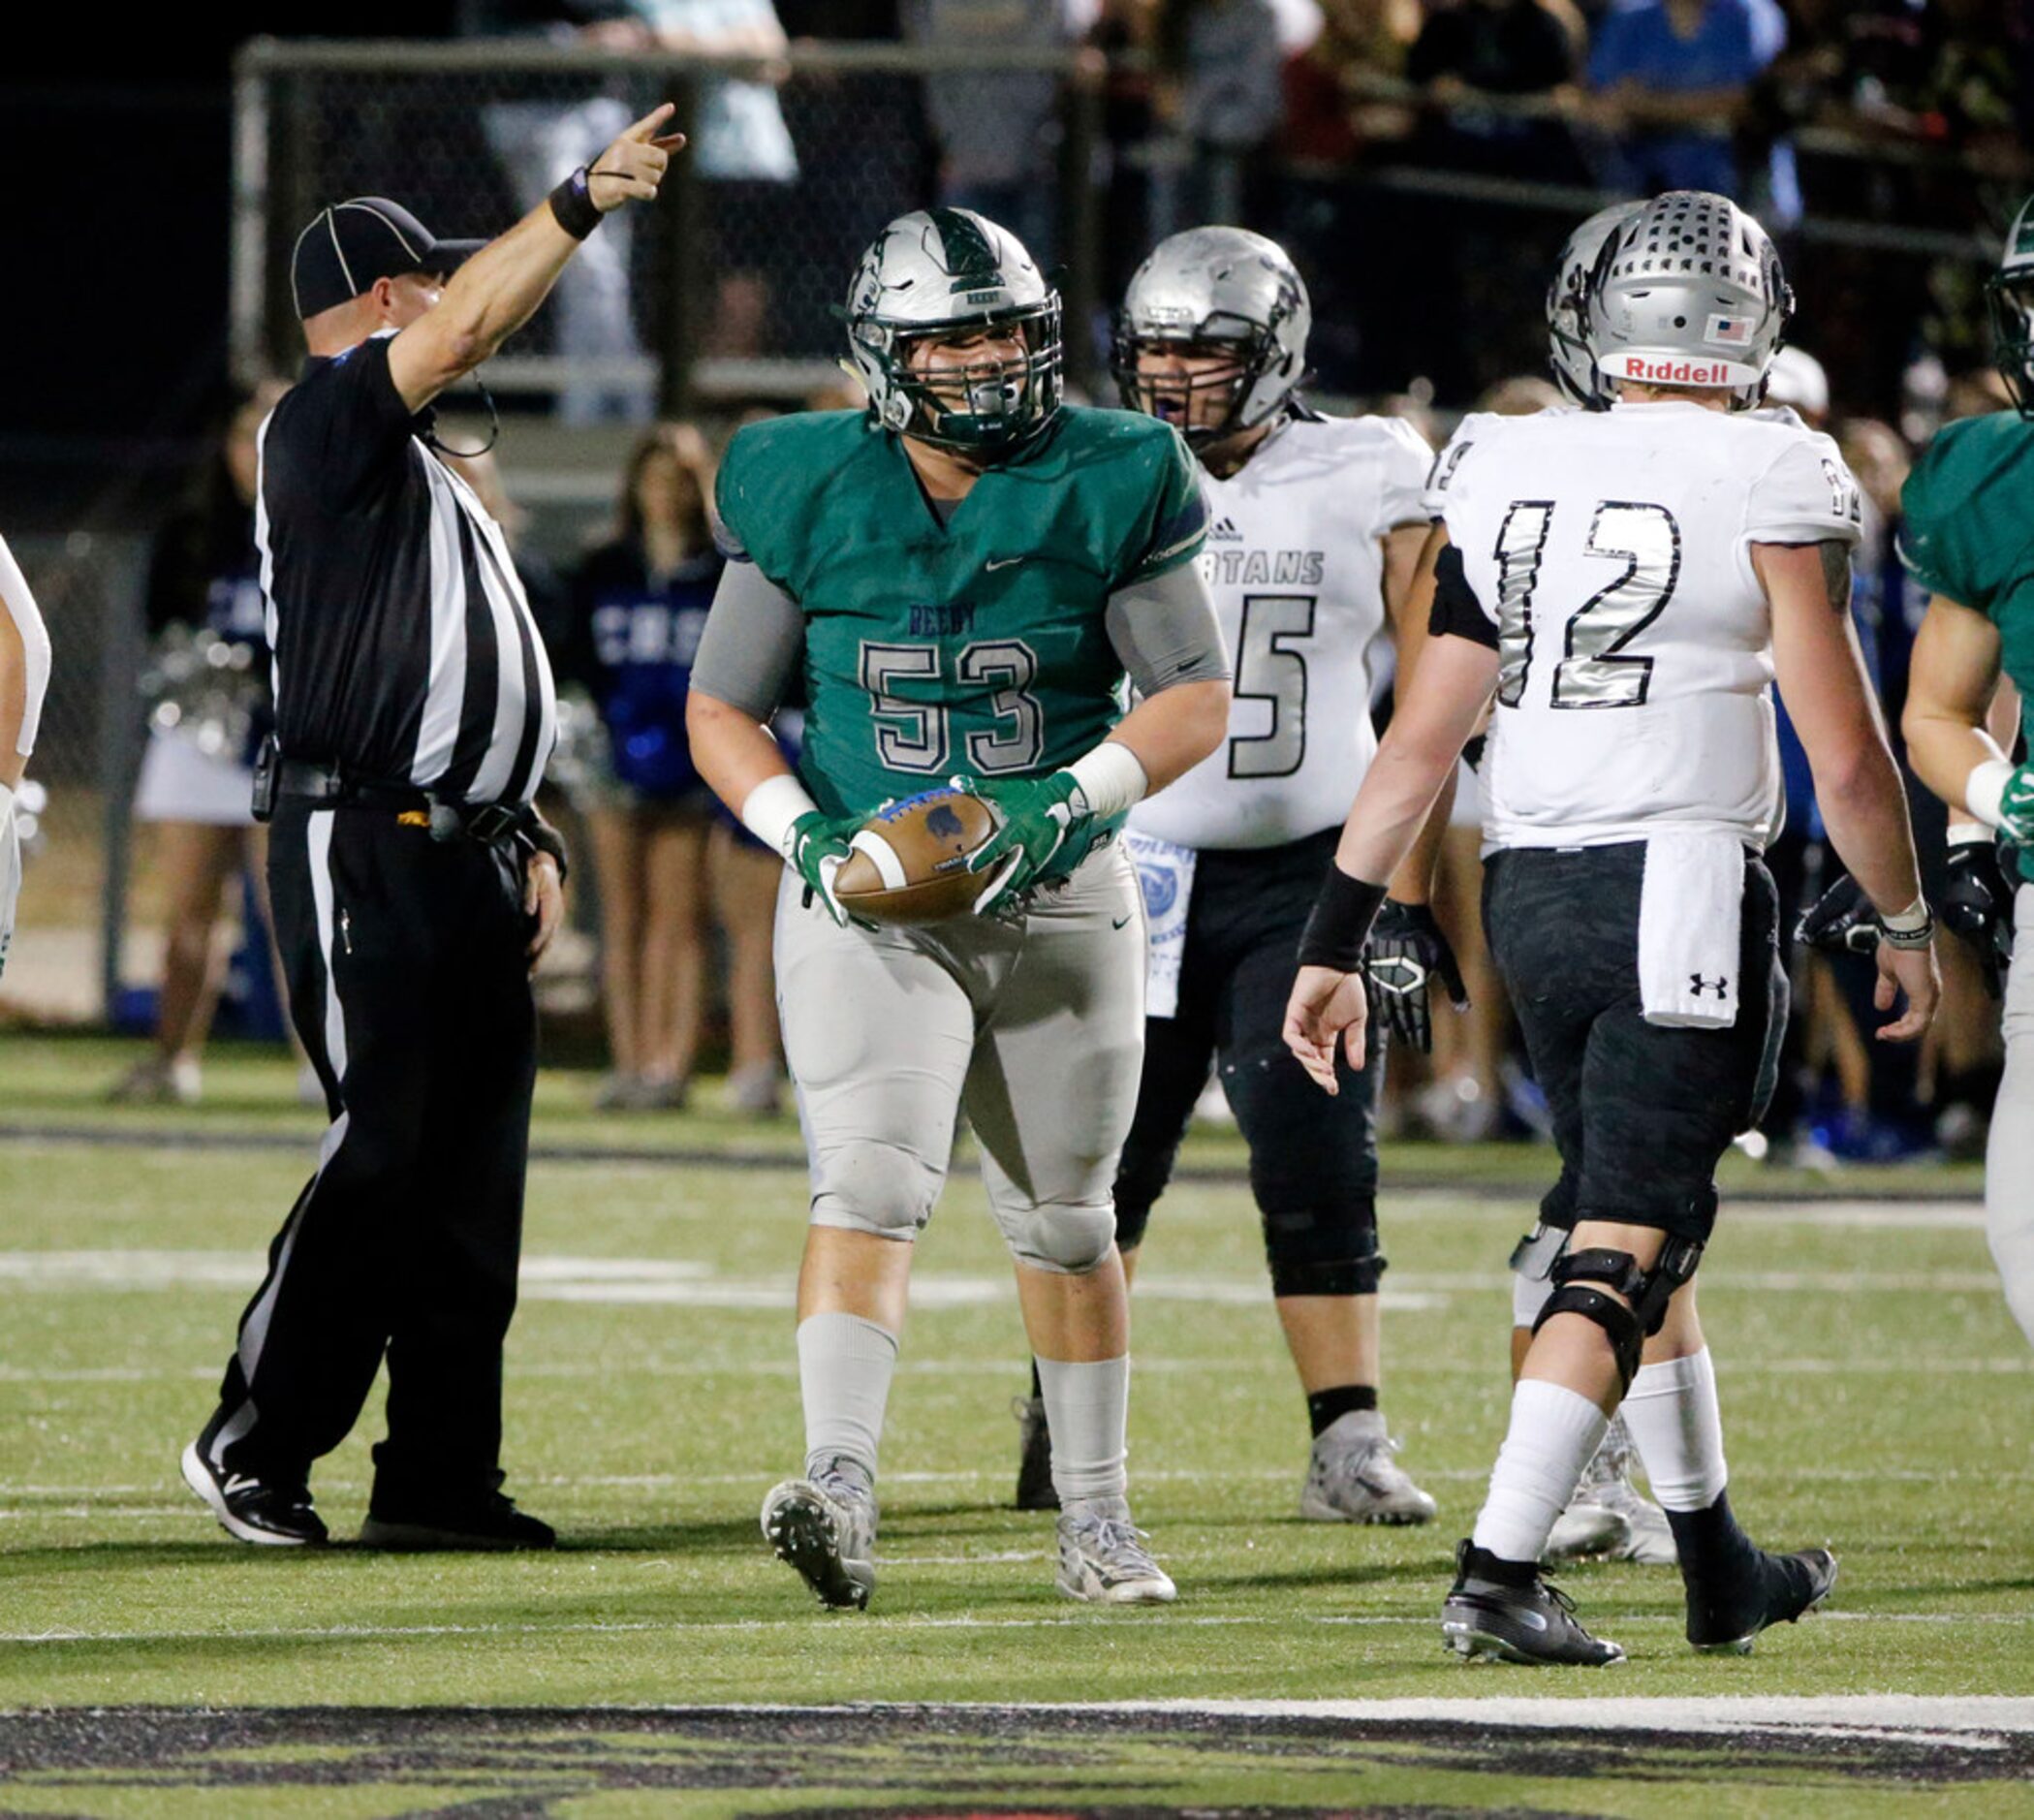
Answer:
[
  {"left": 1941, "top": 832, "right": 2016, "bottom": 999},
  {"left": 1795, "top": 873, "right": 1882, "bottom": 957},
  {"left": 1362, "top": 899, "right": 1469, "bottom": 1054}
]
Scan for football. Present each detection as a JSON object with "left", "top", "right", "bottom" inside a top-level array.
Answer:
[{"left": 833, "top": 788, "right": 1000, "bottom": 926}]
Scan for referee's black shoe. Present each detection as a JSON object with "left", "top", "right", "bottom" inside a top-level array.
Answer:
[
  {"left": 359, "top": 1472, "right": 555, "bottom": 1552},
  {"left": 1440, "top": 1539, "right": 1625, "bottom": 1666},
  {"left": 180, "top": 1441, "right": 329, "bottom": 1547}
]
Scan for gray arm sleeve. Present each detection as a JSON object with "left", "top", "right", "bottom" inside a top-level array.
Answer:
[
  {"left": 690, "top": 560, "right": 806, "bottom": 721},
  {"left": 1105, "top": 560, "right": 1231, "bottom": 698}
]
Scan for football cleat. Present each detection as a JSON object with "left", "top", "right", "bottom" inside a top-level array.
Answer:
[
  {"left": 1687, "top": 1547, "right": 1837, "bottom": 1654},
  {"left": 761, "top": 1459, "right": 878, "bottom": 1611},
  {"left": 1544, "top": 1417, "right": 1675, "bottom": 1565},
  {"left": 1056, "top": 1496, "right": 1175, "bottom": 1604},
  {"left": 1442, "top": 1540, "right": 1625, "bottom": 1667},
  {"left": 180, "top": 1441, "right": 327, "bottom": 1547},
  {"left": 1299, "top": 1411, "right": 1437, "bottom": 1524},
  {"left": 1012, "top": 1395, "right": 1059, "bottom": 1512}
]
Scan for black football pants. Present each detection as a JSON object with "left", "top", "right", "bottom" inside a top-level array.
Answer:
[
  {"left": 200, "top": 799, "right": 537, "bottom": 1501},
  {"left": 1113, "top": 829, "right": 1385, "bottom": 1297}
]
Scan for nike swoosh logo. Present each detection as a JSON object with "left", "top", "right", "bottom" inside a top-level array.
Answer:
[
  {"left": 1111, "top": 914, "right": 1134, "bottom": 929},
  {"left": 986, "top": 556, "right": 1023, "bottom": 572}
]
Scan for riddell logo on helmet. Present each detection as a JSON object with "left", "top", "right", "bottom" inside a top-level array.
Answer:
[{"left": 1622, "top": 357, "right": 1731, "bottom": 384}]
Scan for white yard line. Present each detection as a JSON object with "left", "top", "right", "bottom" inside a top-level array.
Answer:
[
  {"left": 0, "top": 1249, "right": 2010, "bottom": 1303},
  {"left": 5, "top": 1614, "right": 2029, "bottom": 1649}
]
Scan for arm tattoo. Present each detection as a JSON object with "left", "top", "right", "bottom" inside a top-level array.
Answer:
[{"left": 1818, "top": 540, "right": 1852, "bottom": 615}]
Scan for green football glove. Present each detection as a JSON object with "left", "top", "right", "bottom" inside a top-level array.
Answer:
[
  {"left": 786, "top": 808, "right": 860, "bottom": 928},
  {"left": 956, "top": 771, "right": 1090, "bottom": 915},
  {"left": 1999, "top": 762, "right": 2034, "bottom": 846}
]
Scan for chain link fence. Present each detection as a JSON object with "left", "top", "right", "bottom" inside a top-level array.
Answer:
[
  {"left": 2, "top": 534, "right": 146, "bottom": 1023},
  {"left": 234, "top": 40, "right": 1105, "bottom": 415}
]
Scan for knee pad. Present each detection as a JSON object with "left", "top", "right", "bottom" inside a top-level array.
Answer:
[
  {"left": 1531, "top": 1238, "right": 1704, "bottom": 1391},
  {"left": 1005, "top": 1199, "right": 1117, "bottom": 1275},
  {"left": 808, "top": 1138, "right": 940, "bottom": 1243},
  {"left": 1265, "top": 1196, "right": 1386, "bottom": 1298}
]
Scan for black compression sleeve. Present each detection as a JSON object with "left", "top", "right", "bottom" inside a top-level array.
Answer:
[{"left": 1427, "top": 543, "right": 1500, "bottom": 650}]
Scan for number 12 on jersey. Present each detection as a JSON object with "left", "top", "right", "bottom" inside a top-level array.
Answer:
[{"left": 1492, "top": 499, "right": 1681, "bottom": 710}]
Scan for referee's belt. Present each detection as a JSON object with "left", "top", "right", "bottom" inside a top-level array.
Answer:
[{"left": 274, "top": 760, "right": 528, "bottom": 845}]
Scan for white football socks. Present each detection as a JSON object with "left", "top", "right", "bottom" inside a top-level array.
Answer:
[
  {"left": 1619, "top": 1347, "right": 1729, "bottom": 1512},
  {"left": 797, "top": 1311, "right": 897, "bottom": 1485},
  {"left": 1471, "top": 1377, "right": 1610, "bottom": 1564},
  {"left": 1036, "top": 1354, "right": 1130, "bottom": 1504}
]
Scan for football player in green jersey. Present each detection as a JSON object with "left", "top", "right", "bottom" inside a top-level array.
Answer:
[
  {"left": 687, "top": 208, "right": 1231, "bottom": 1610},
  {"left": 1901, "top": 192, "right": 2034, "bottom": 1350}
]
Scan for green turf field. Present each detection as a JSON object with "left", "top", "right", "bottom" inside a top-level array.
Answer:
[{"left": 1, "top": 1036, "right": 2028, "bottom": 1814}]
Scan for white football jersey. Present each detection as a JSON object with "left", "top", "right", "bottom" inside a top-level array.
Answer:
[
  {"left": 1129, "top": 412, "right": 1431, "bottom": 850},
  {"left": 1440, "top": 399, "right": 1862, "bottom": 851}
]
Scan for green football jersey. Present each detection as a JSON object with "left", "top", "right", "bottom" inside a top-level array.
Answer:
[
  {"left": 1901, "top": 410, "right": 2034, "bottom": 877},
  {"left": 715, "top": 404, "right": 1206, "bottom": 819}
]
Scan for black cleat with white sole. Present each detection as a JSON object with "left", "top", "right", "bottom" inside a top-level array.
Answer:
[
  {"left": 180, "top": 1441, "right": 328, "bottom": 1547},
  {"left": 1686, "top": 1546, "right": 1837, "bottom": 1654},
  {"left": 1441, "top": 1539, "right": 1624, "bottom": 1666}
]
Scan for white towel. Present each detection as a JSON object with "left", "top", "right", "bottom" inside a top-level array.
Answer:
[
  {"left": 1637, "top": 831, "right": 1745, "bottom": 1029},
  {"left": 1123, "top": 830, "right": 1197, "bottom": 1020}
]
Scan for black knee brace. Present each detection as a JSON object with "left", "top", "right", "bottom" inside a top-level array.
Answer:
[
  {"left": 1265, "top": 1197, "right": 1387, "bottom": 1298},
  {"left": 1531, "top": 1237, "right": 1704, "bottom": 1390}
]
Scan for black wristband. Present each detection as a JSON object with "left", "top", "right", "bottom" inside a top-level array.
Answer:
[
  {"left": 1298, "top": 865, "right": 1389, "bottom": 971},
  {"left": 548, "top": 167, "right": 603, "bottom": 241}
]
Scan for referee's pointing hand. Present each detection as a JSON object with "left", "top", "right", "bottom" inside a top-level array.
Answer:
[{"left": 589, "top": 104, "right": 687, "bottom": 212}]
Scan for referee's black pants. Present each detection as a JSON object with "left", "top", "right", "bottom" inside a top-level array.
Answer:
[{"left": 200, "top": 799, "right": 537, "bottom": 1502}]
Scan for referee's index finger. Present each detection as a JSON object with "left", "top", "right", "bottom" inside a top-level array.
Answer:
[{"left": 624, "top": 102, "right": 677, "bottom": 141}]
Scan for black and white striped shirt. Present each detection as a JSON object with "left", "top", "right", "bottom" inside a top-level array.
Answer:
[{"left": 256, "top": 332, "right": 556, "bottom": 806}]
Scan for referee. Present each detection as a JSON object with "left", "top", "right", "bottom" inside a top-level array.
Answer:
[{"left": 180, "top": 106, "right": 682, "bottom": 1550}]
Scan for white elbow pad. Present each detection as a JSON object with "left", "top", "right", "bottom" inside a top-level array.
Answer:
[{"left": 0, "top": 533, "right": 52, "bottom": 758}]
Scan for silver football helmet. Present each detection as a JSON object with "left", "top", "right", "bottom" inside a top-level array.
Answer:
[
  {"left": 1587, "top": 191, "right": 1793, "bottom": 411},
  {"left": 1111, "top": 227, "right": 1310, "bottom": 447},
  {"left": 1988, "top": 192, "right": 2034, "bottom": 419},
  {"left": 840, "top": 207, "right": 1061, "bottom": 456},
  {"left": 1546, "top": 202, "right": 1643, "bottom": 410}
]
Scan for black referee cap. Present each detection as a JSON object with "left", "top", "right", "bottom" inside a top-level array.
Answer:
[{"left": 291, "top": 198, "right": 486, "bottom": 320}]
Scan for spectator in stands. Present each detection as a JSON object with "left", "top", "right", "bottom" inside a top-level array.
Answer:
[
  {"left": 1579, "top": 0, "right": 1786, "bottom": 207},
  {"left": 111, "top": 381, "right": 290, "bottom": 1107},
  {"left": 1405, "top": 0, "right": 1586, "bottom": 179},
  {"left": 1091, "top": 0, "right": 1168, "bottom": 302},
  {"left": 471, "top": 4, "right": 662, "bottom": 423},
  {"left": 904, "top": 0, "right": 1073, "bottom": 265},
  {"left": 1282, "top": 0, "right": 1423, "bottom": 166},
  {"left": 478, "top": 0, "right": 798, "bottom": 412},
  {"left": 567, "top": 425, "right": 723, "bottom": 1111},
  {"left": 638, "top": 0, "right": 801, "bottom": 360},
  {"left": 1164, "top": 0, "right": 1285, "bottom": 227},
  {"left": 566, "top": 425, "right": 787, "bottom": 1114},
  {"left": 1277, "top": 0, "right": 1423, "bottom": 386}
]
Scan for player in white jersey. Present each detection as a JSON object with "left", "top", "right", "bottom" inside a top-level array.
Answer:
[
  {"left": 0, "top": 533, "right": 52, "bottom": 979},
  {"left": 1286, "top": 192, "right": 1939, "bottom": 1664},
  {"left": 1010, "top": 228, "right": 1454, "bottom": 1523},
  {"left": 1424, "top": 203, "right": 1827, "bottom": 1572}
]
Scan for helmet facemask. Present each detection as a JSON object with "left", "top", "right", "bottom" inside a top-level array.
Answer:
[
  {"left": 870, "top": 299, "right": 1063, "bottom": 456},
  {"left": 1111, "top": 317, "right": 1278, "bottom": 449},
  {"left": 1988, "top": 269, "right": 2034, "bottom": 419}
]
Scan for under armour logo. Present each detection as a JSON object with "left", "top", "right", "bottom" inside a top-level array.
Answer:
[{"left": 1689, "top": 973, "right": 1730, "bottom": 999}]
